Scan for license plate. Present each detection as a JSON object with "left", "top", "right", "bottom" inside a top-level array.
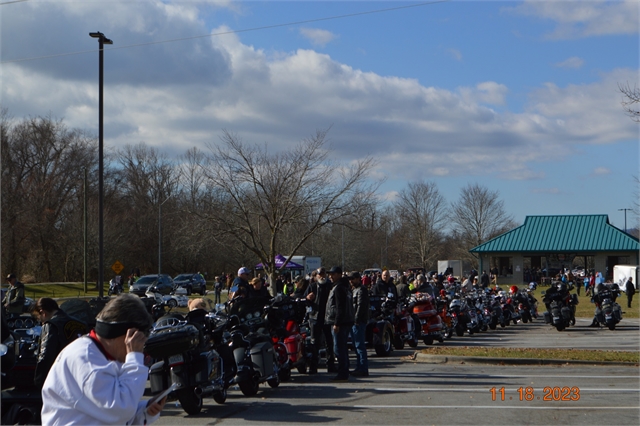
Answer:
[
  {"left": 168, "top": 354, "right": 183, "bottom": 365},
  {"left": 605, "top": 315, "right": 612, "bottom": 320}
]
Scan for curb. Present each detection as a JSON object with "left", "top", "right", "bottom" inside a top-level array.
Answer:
[{"left": 407, "top": 352, "right": 639, "bottom": 367}]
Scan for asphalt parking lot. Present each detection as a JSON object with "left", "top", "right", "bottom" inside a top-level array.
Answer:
[{"left": 153, "top": 318, "right": 640, "bottom": 425}]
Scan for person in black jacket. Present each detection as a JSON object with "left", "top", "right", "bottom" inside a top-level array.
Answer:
[
  {"left": 348, "top": 271, "right": 369, "bottom": 377},
  {"left": 625, "top": 277, "right": 635, "bottom": 308},
  {"left": 304, "top": 267, "right": 335, "bottom": 373},
  {"left": 34, "top": 298, "right": 87, "bottom": 389},
  {"left": 325, "top": 266, "right": 354, "bottom": 381},
  {"left": 372, "top": 270, "right": 398, "bottom": 299}
]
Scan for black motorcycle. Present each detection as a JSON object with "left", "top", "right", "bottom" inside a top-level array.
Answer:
[
  {"left": 225, "top": 296, "right": 281, "bottom": 396},
  {"left": 145, "top": 308, "right": 226, "bottom": 415},
  {"left": 1, "top": 313, "right": 42, "bottom": 425},
  {"left": 593, "top": 285, "right": 623, "bottom": 330},
  {"left": 542, "top": 284, "right": 578, "bottom": 331}
]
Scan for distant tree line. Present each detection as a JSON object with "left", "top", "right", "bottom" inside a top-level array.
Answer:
[{"left": 2, "top": 110, "right": 521, "bottom": 283}]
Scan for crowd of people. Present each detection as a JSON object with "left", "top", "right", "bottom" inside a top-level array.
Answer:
[{"left": 2, "top": 264, "right": 637, "bottom": 424}]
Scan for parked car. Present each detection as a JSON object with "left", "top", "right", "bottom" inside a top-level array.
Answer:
[
  {"left": 173, "top": 273, "right": 206, "bottom": 295},
  {"left": 130, "top": 274, "right": 175, "bottom": 297}
]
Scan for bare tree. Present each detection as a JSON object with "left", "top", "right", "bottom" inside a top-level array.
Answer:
[
  {"left": 1, "top": 113, "right": 96, "bottom": 281},
  {"left": 201, "top": 129, "right": 379, "bottom": 293},
  {"left": 450, "top": 183, "right": 516, "bottom": 267},
  {"left": 619, "top": 82, "right": 640, "bottom": 122},
  {"left": 114, "top": 143, "right": 179, "bottom": 273},
  {"left": 394, "top": 180, "right": 448, "bottom": 270}
]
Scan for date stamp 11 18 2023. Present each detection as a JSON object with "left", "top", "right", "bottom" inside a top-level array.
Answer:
[{"left": 490, "top": 387, "right": 580, "bottom": 402}]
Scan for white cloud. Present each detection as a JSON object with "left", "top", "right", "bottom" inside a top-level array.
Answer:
[
  {"left": 1, "top": 1, "right": 637, "bottom": 186},
  {"left": 447, "top": 48, "right": 462, "bottom": 61},
  {"left": 592, "top": 167, "right": 611, "bottom": 176},
  {"left": 299, "top": 27, "right": 337, "bottom": 47},
  {"left": 459, "top": 82, "right": 508, "bottom": 106},
  {"left": 555, "top": 56, "right": 584, "bottom": 69},
  {"left": 510, "top": 0, "right": 639, "bottom": 39}
]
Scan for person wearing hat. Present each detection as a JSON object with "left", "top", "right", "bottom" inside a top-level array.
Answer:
[
  {"left": 325, "top": 266, "right": 355, "bottom": 381},
  {"left": 33, "top": 298, "right": 87, "bottom": 389},
  {"left": 41, "top": 294, "right": 166, "bottom": 425},
  {"left": 3, "top": 273, "right": 25, "bottom": 315},
  {"left": 230, "top": 267, "right": 252, "bottom": 299},
  {"left": 348, "top": 271, "right": 369, "bottom": 377}
]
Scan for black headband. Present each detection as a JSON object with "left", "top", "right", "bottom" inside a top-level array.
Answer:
[{"left": 95, "top": 319, "right": 142, "bottom": 339}]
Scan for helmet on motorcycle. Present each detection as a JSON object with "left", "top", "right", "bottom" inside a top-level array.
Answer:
[
  {"left": 509, "top": 285, "right": 518, "bottom": 294},
  {"left": 440, "top": 289, "right": 447, "bottom": 297},
  {"left": 449, "top": 299, "right": 461, "bottom": 308},
  {"left": 558, "top": 283, "right": 567, "bottom": 292}
]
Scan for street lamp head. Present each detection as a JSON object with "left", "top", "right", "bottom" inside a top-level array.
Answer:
[{"left": 89, "top": 32, "right": 113, "bottom": 44}]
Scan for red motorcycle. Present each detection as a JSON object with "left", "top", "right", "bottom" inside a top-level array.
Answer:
[
  {"left": 266, "top": 296, "right": 316, "bottom": 378},
  {"left": 391, "top": 299, "right": 420, "bottom": 349},
  {"left": 411, "top": 293, "right": 443, "bottom": 345}
]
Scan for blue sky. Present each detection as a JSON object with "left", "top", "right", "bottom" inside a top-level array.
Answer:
[{"left": 1, "top": 0, "right": 639, "bottom": 230}]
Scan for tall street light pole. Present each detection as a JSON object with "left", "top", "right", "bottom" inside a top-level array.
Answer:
[
  {"left": 89, "top": 31, "right": 112, "bottom": 298},
  {"left": 159, "top": 194, "right": 173, "bottom": 277},
  {"left": 618, "top": 208, "right": 631, "bottom": 234}
]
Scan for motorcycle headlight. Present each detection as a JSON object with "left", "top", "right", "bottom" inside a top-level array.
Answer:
[{"left": 254, "top": 311, "right": 261, "bottom": 319}]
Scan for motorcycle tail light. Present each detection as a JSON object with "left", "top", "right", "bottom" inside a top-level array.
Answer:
[{"left": 372, "top": 327, "right": 379, "bottom": 333}]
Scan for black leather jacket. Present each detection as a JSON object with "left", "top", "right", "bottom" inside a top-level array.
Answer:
[
  {"left": 35, "top": 310, "right": 87, "bottom": 388},
  {"left": 325, "top": 277, "right": 354, "bottom": 326},
  {"left": 352, "top": 285, "right": 370, "bottom": 325}
]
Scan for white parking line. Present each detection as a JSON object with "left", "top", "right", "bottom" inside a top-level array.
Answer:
[
  {"left": 354, "top": 405, "right": 640, "bottom": 410},
  {"left": 378, "top": 373, "right": 640, "bottom": 379}
]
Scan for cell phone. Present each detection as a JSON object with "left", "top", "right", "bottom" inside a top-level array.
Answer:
[{"left": 146, "top": 383, "right": 178, "bottom": 408}]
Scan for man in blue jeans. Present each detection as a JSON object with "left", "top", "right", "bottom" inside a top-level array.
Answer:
[
  {"left": 348, "top": 271, "right": 369, "bottom": 377},
  {"left": 325, "top": 266, "right": 354, "bottom": 381}
]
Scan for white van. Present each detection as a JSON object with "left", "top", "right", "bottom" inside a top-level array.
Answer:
[{"left": 613, "top": 265, "right": 639, "bottom": 292}]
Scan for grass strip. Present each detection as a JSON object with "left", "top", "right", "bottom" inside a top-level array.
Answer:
[{"left": 420, "top": 346, "right": 639, "bottom": 363}]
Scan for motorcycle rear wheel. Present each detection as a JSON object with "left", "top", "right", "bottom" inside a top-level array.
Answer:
[
  {"left": 555, "top": 323, "right": 565, "bottom": 331},
  {"left": 177, "top": 387, "right": 203, "bottom": 415},
  {"left": 296, "top": 364, "right": 308, "bottom": 374},
  {"left": 455, "top": 325, "right": 465, "bottom": 337},
  {"left": 374, "top": 327, "right": 393, "bottom": 356},
  {"left": 278, "top": 366, "right": 291, "bottom": 382},
  {"left": 607, "top": 322, "right": 616, "bottom": 331},
  {"left": 423, "top": 336, "right": 434, "bottom": 345},
  {"left": 267, "top": 378, "right": 280, "bottom": 388},
  {"left": 213, "top": 389, "right": 227, "bottom": 404},
  {"left": 407, "top": 334, "right": 419, "bottom": 348},
  {"left": 239, "top": 377, "right": 259, "bottom": 396},
  {"left": 393, "top": 334, "right": 405, "bottom": 350}
]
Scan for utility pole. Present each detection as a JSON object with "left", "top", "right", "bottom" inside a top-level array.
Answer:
[{"left": 618, "top": 208, "right": 631, "bottom": 233}]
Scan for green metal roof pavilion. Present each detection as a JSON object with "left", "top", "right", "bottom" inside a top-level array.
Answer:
[{"left": 470, "top": 215, "right": 640, "bottom": 254}]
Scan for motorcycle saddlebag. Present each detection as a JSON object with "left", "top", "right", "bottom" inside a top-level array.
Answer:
[
  {"left": 149, "top": 361, "right": 169, "bottom": 393},
  {"left": 145, "top": 324, "right": 200, "bottom": 359},
  {"left": 284, "top": 334, "right": 302, "bottom": 358},
  {"left": 250, "top": 341, "right": 275, "bottom": 378}
]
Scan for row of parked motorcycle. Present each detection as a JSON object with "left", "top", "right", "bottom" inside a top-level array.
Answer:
[{"left": 1, "top": 279, "right": 624, "bottom": 419}]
